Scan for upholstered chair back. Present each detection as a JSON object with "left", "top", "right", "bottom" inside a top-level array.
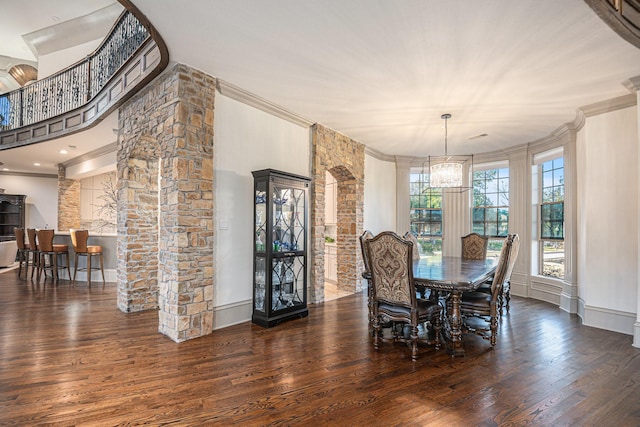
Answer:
[
  {"left": 402, "top": 232, "right": 421, "bottom": 261},
  {"left": 461, "top": 232, "right": 489, "bottom": 260},
  {"left": 366, "top": 231, "right": 416, "bottom": 308},
  {"left": 359, "top": 230, "right": 375, "bottom": 274},
  {"left": 490, "top": 234, "right": 520, "bottom": 298},
  {"left": 36, "top": 229, "right": 55, "bottom": 252}
]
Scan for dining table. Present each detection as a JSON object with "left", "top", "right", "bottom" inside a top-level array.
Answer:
[{"left": 413, "top": 255, "right": 497, "bottom": 356}]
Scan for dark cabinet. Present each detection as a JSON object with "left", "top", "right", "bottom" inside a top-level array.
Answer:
[
  {"left": 252, "top": 169, "right": 310, "bottom": 328},
  {"left": 0, "top": 194, "right": 26, "bottom": 241}
]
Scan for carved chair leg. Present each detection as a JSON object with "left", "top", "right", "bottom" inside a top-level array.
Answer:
[
  {"left": 505, "top": 281, "right": 511, "bottom": 313},
  {"left": 372, "top": 317, "right": 381, "bottom": 350},
  {"left": 410, "top": 325, "right": 419, "bottom": 361},
  {"left": 490, "top": 315, "right": 498, "bottom": 346},
  {"left": 433, "top": 314, "right": 442, "bottom": 350}
]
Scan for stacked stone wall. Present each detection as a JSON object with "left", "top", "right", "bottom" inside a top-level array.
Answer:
[
  {"left": 311, "top": 124, "right": 365, "bottom": 302},
  {"left": 57, "top": 165, "right": 81, "bottom": 231},
  {"left": 118, "top": 63, "right": 215, "bottom": 342}
]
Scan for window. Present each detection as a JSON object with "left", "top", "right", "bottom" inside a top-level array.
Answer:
[
  {"left": 409, "top": 171, "right": 442, "bottom": 257},
  {"left": 539, "top": 157, "right": 564, "bottom": 278},
  {"left": 472, "top": 167, "right": 509, "bottom": 257}
]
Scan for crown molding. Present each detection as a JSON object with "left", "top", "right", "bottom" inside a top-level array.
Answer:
[
  {"left": 62, "top": 142, "right": 117, "bottom": 168},
  {"left": 216, "top": 79, "right": 313, "bottom": 128},
  {"left": 579, "top": 93, "right": 636, "bottom": 117},
  {"left": 364, "top": 146, "right": 395, "bottom": 162},
  {"left": 623, "top": 75, "right": 640, "bottom": 92},
  {"left": 0, "top": 170, "right": 57, "bottom": 179}
]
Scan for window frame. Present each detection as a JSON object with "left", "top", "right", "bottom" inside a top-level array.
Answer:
[
  {"left": 535, "top": 154, "right": 565, "bottom": 279},
  {"left": 471, "top": 166, "right": 510, "bottom": 238},
  {"left": 409, "top": 169, "right": 443, "bottom": 256}
]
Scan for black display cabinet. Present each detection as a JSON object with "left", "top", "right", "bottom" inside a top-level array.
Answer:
[
  {"left": 252, "top": 169, "right": 310, "bottom": 327},
  {"left": 0, "top": 194, "right": 26, "bottom": 242}
]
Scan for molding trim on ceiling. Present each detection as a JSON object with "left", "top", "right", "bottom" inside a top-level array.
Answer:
[
  {"left": 216, "top": 79, "right": 313, "bottom": 128},
  {"left": 23, "top": 3, "right": 124, "bottom": 57},
  {"left": 364, "top": 146, "right": 396, "bottom": 162},
  {"left": 623, "top": 74, "right": 640, "bottom": 91},
  {"left": 0, "top": 170, "right": 57, "bottom": 179},
  {"left": 579, "top": 92, "right": 637, "bottom": 117},
  {"left": 61, "top": 142, "right": 117, "bottom": 169}
]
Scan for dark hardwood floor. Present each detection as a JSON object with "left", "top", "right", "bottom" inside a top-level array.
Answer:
[{"left": 1, "top": 268, "right": 639, "bottom": 426}]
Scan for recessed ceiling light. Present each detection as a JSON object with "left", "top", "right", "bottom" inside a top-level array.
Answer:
[
  {"left": 51, "top": 15, "right": 61, "bottom": 22},
  {"left": 59, "top": 149, "right": 68, "bottom": 154},
  {"left": 68, "top": 145, "right": 77, "bottom": 150},
  {"left": 33, "top": 163, "right": 40, "bottom": 166},
  {"left": 2, "top": 168, "right": 9, "bottom": 171}
]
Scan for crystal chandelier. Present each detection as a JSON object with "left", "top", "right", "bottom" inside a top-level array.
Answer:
[{"left": 430, "top": 113, "right": 463, "bottom": 188}]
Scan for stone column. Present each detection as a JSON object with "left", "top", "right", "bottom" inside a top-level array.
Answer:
[
  {"left": 118, "top": 64, "right": 215, "bottom": 342},
  {"left": 57, "top": 165, "right": 81, "bottom": 231}
]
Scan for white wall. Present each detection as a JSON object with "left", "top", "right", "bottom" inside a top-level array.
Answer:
[
  {"left": 214, "top": 94, "right": 311, "bottom": 315},
  {"left": 577, "top": 106, "right": 638, "bottom": 334},
  {"left": 364, "top": 154, "right": 396, "bottom": 234},
  {"left": 0, "top": 174, "right": 58, "bottom": 230},
  {"left": 37, "top": 39, "right": 103, "bottom": 79}
]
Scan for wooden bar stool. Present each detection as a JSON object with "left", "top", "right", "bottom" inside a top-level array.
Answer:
[
  {"left": 36, "top": 229, "right": 70, "bottom": 282},
  {"left": 14, "top": 228, "right": 29, "bottom": 278},
  {"left": 70, "top": 229, "right": 105, "bottom": 286},
  {"left": 27, "top": 228, "right": 40, "bottom": 280}
]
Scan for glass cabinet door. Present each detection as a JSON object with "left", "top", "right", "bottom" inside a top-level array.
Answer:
[
  {"left": 271, "top": 186, "right": 305, "bottom": 253},
  {"left": 252, "top": 169, "right": 310, "bottom": 328}
]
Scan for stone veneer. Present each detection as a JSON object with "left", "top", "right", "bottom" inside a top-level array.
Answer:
[
  {"left": 118, "top": 63, "right": 215, "bottom": 342},
  {"left": 310, "top": 124, "right": 365, "bottom": 302},
  {"left": 57, "top": 165, "right": 81, "bottom": 231}
]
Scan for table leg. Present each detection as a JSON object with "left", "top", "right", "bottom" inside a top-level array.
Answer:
[{"left": 448, "top": 291, "right": 465, "bottom": 356}]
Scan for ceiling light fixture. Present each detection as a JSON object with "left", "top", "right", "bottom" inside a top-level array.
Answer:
[
  {"left": 59, "top": 149, "right": 68, "bottom": 154},
  {"left": 426, "top": 113, "right": 473, "bottom": 192}
]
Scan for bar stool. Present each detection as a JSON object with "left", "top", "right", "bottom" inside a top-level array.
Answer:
[
  {"left": 70, "top": 229, "right": 105, "bottom": 286},
  {"left": 27, "top": 228, "right": 40, "bottom": 280},
  {"left": 14, "top": 228, "right": 29, "bottom": 277},
  {"left": 36, "top": 229, "right": 71, "bottom": 282}
]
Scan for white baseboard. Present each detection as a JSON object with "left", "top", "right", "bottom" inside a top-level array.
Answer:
[
  {"left": 581, "top": 303, "right": 635, "bottom": 336},
  {"left": 213, "top": 299, "right": 252, "bottom": 330},
  {"left": 72, "top": 268, "right": 117, "bottom": 283}
]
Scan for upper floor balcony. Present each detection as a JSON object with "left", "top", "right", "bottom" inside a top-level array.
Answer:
[{"left": 0, "top": 5, "right": 168, "bottom": 150}]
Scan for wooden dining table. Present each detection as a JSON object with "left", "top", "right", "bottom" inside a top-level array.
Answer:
[{"left": 413, "top": 256, "right": 497, "bottom": 356}]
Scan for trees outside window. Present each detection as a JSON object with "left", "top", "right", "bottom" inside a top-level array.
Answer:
[
  {"left": 409, "top": 171, "right": 442, "bottom": 257},
  {"left": 472, "top": 167, "right": 509, "bottom": 257},
  {"left": 540, "top": 157, "right": 564, "bottom": 278}
]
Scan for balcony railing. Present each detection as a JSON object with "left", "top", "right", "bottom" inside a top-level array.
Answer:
[{"left": 0, "top": 5, "right": 168, "bottom": 149}]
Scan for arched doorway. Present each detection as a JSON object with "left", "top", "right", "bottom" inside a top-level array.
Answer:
[{"left": 310, "top": 124, "right": 365, "bottom": 303}]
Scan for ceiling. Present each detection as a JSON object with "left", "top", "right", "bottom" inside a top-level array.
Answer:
[{"left": 3, "top": 0, "right": 640, "bottom": 175}]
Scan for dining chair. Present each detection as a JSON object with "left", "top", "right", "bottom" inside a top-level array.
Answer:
[
  {"left": 456, "top": 233, "right": 520, "bottom": 346},
  {"left": 365, "top": 231, "right": 442, "bottom": 361},
  {"left": 36, "top": 229, "right": 71, "bottom": 282},
  {"left": 402, "top": 231, "right": 429, "bottom": 299},
  {"left": 26, "top": 228, "right": 40, "bottom": 280},
  {"left": 402, "top": 232, "right": 421, "bottom": 261},
  {"left": 70, "top": 229, "right": 105, "bottom": 286},
  {"left": 359, "top": 229, "right": 375, "bottom": 327},
  {"left": 461, "top": 232, "right": 488, "bottom": 260},
  {"left": 14, "top": 228, "right": 29, "bottom": 277}
]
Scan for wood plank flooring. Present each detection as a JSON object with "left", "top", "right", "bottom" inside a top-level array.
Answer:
[{"left": 1, "top": 269, "right": 639, "bottom": 426}]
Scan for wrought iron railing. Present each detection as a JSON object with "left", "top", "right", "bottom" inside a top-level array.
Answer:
[{"left": 0, "top": 10, "right": 149, "bottom": 131}]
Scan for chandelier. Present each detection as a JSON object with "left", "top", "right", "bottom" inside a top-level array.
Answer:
[{"left": 428, "top": 113, "right": 472, "bottom": 190}]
